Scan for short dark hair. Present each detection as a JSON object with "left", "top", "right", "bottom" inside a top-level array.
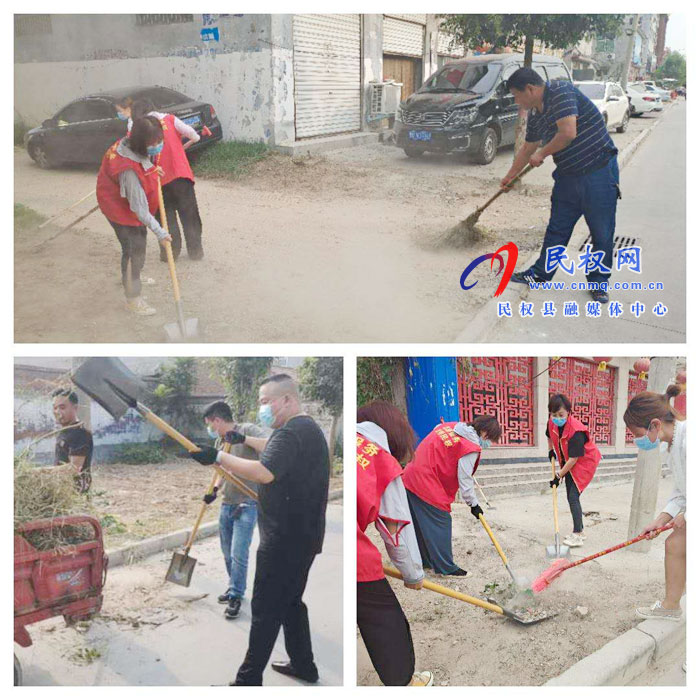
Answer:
[
  {"left": 52, "top": 387, "right": 78, "bottom": 404},
  {"left": 548, "top": 393, "right": 572, "bottom": 414},
  {"left": 129, "top": 115, "right": 163, "bottom": 157},
  {"left": 131, "top": 97, "right": 156, "bottom": 120},
  {"left": 260, "top": 373, "right": 293, "bottom": 387},
  {"left": 203, "top": 400, "right": 233, "bottom": 422},
  {"left": 470, "top": 415, "right": 502, "bottom": 442},
  {"left": 506, "top": 67, "right": 545, "bottom": 92}
]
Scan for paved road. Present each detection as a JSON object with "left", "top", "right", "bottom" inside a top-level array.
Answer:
[
  {"left": 477, "top": 101, "right": 686, "bottom": 343},
  {"left": 629, "top": 639, "right": 686, "bottom": 686},
  {"left": 16, "top": 504, "right": 343, "bottom": 686}
]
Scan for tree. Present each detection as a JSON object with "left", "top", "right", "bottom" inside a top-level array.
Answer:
[
  {"left": 441, "top": 14, "right": 625, "bottom": 150},
  {"left": 357, "top": 358, "right": 404, "bottom": 407},
  {"left": 151, "top": 357, "right": 199, "bottom": 435},
  {"left": 208, "top": 357, "right": 273, "bottom": 421},
  {"left": 654, "top": 50, "right": 686, "bottom": 84},
  {"left": 299, "top": 357, "right": 343, "bottom": 456}
]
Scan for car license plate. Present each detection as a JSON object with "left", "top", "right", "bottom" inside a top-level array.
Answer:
[
  {"left": 408, "top": 130, "right": 432, "bottom": 142},
  {"left": 183, "top": 114, "right": 202, "bottom": 128}
]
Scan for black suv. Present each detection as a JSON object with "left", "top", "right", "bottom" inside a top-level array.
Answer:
[
  {"left": 394, "top": 53, "right": 572, "bottom": 164},
  {"left": 24, "top": 85, "right": 223, "bottom": 169}
]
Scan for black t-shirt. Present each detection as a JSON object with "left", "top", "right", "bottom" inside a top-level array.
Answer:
[
  {"left": 546, "top": 424, "right": 587, "bottom": 458},
  {"left": 258, "top": 415, "right": 330, "bottom": 556},
  {"left": 55, "top": 424, "right": 93, "bottom": 492}
]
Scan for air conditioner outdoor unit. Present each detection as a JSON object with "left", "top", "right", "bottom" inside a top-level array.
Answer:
[{"left": 369, "top": 81, "right": 403, "bottom": 115}]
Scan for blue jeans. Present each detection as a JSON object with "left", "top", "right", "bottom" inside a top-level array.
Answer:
[
  {"left": 219, "top": 502, "right": 257, "bottom": 599},
  {"left": 531, "top": 156, "right": 620, "bottom": 284}
]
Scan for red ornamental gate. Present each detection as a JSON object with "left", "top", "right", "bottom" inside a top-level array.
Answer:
[
  {"left": 626, "top": 371, "right": 648, "bottom": 443},
  {"left": 457, "top": 357, "right": 535, "bottom": 446},
  {"left": 548, "top": 358, "right": 616, "bottom": 445}
]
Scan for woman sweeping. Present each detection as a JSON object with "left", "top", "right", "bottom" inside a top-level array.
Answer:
[
  {"left": 624, "top": 385, "right": 686, "bottom": 621},
  {"left": 131, "top": 98, "right": 203, "bottom": 261},
  {"left": 402, "top": 416, "right": 501, "bottom": 576},
  {"left": 547, "top": 393, "right": 601, "bottom": 548},
  {"left": 357, "top": 401, "right": 433, "bottom": 687},
  {"left": 96, "top": 116, "right": 171, "bottom": 316}
]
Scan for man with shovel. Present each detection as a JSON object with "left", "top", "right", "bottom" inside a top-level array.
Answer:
[
  {"left": 189, "top": 374, "right": 330, "bottom": 686},
  {"left": 200, "top": 400, "right": 269, "bottom": 621},
  {"left": 501, "top": 68, "right": 619, "bottom": 303}
]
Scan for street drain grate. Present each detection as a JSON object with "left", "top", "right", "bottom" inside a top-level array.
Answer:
[{"left": 579, "top": 235, "right": 637, "bottom": 258}]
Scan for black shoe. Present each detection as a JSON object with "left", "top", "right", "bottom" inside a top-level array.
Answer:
[
  {"left": 446, "top": 567, "right": 469, "bottom": 576},
  {"left": 510, "top": 270, "right": 546, "bottom": 286},
  {"left": 589, "top": 288, "right": 609, "bottom": 303},
  {"left": 271, "top": 661, "right": 319, "bottom": 683},
  {"left": 218, "top": 592, "right": 231, "bottom": 605},
  {"left": 224, "top": 597, "right": 241, "bottom": 619}
]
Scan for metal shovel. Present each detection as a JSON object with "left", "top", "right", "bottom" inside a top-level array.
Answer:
[
  {"left": 157, "top": 178, "right": 200, "bottom": 342},
  {"left": 383, "top": 566, "right": 555, "bottom": 626},
  {"left": 546, "top": 456, "right": 570, "bottom": 559}
]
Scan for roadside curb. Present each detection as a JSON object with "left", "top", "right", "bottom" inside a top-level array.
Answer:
[
  {"left": 106, "top": 488, "right": 343, "bottom": 569},
  {"left": 455, "top": 104, "right": 672, "bottom": 343},
  {"left": 545, "top": 596, "right": 686, "bottom": 686}
]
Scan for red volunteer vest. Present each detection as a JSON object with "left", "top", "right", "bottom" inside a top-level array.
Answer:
[
  {"left": 96, "top": 140, "right": 160, "bottom": 227},
  {"left": 157, "top": 114, "right": 194, "bottom": 185},
  {"left": 549, "top": 416, "right": 601, "bottom": 493},
  {"left": 403, "top": 422, "right": 481, "bottom": 513},
  {"left": 357, "top": 434, "right": 403, "bottom": 582}
]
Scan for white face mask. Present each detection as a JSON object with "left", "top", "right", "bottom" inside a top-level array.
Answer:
[{"left": 206, "top": 424, "right": 218, "bottom": 439}]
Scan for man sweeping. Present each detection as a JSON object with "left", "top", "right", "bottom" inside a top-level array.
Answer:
[
  {"left": 189, "top": 374, "right": 330, "bottom": 686},
  {"left": 52, "top": 388, "right": 93, "bottom": 493},
  {"left": 501, "top": 68, "right": 620, "bottom": 303},
  {"left": 201, "top": 400, "right": 268, "bottom": 621}
]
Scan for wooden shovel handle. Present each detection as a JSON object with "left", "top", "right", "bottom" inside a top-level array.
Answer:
[
  {"left": 220, "top": 442, "right": 258, "bottom": 501},
  {"left": 478, "top": 514, "right": 509, "bottom": 567},
  {"left": 477, "top": 164, "right": 534, "bottom": 213},
  {"left": 183, "top": 470, "right": 219, "bottom": 554},
  {"left": 550, "top": 456, "right": 560, "bottom": 535},
  {"left": 157, "top": 177, "right": 181, "bottom": 302}
]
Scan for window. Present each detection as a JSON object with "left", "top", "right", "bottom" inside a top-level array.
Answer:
[
  {"left": 576, "top": 83, "right": 606, "bottom": 100},
  {"left": 135, "top": 15, "right": 193, "bottom": 27},
  {"left": 134, "top": 87, "right": 189, "bottom": 109},
  {"left": 596, "top": 38, "right": 615, "bottom": 53},
  {"left": 545, "top": 64, "right": 570, "bottom": 81},
  {"left": 15, "top": 14, "right": 52, "bottom": 37},
  {"left": 420, "top": 62, "right": 502, "bottom": 95},
  {"left": 56, "top": 100, "right": 115, "bottom": 124}
]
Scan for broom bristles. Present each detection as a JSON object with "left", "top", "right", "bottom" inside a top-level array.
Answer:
[{"left": 531, "top": 558, "right": 569, "bottom": 593}]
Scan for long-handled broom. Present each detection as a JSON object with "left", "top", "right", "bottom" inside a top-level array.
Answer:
[{"left": 531, "top": 522, "right": 674, "bottom": 593}]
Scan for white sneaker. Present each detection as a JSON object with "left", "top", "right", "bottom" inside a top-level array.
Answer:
[
  {"left": 635, "top": 600, "right": 683, "bottom": 621},
  {"left": 563, "top": 533, "right": 585, "bottom": 547},
  {"left": 126, "top": 296, "right": 156, "bottom": 316},
  {"left": 409, "top": 671, "right": 434, "bottom": 686}
]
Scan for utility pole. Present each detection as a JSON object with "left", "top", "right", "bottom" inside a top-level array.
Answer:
[
  {"left": 620, "top": 14, "right": 640, "bottom": 90},
  {"left": 627, "top": 356, "right": 677, "bottom": 552}
]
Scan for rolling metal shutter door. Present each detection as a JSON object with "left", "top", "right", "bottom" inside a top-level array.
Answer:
[
  {"left": 383, "top": 16, "right": 424, "bottom": 57},
  {"left": 293, "top": 14, "right": 361, "bottom": 139}
]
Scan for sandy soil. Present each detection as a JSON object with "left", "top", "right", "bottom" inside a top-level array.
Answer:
[
  {"left": 357, "top": 476, "right": 680, "bottom": 686},
  {"left": 89, "top": 460, "right": 342, "bottom": 550}
]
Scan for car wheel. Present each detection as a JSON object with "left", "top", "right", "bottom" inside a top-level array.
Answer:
[
  {"left": 28, "top": 141, "right": 53, "bottom": 169},
  {"left": 616, "top": 111, "right": 629, "bottom": 133},
  {"left": 403, "top": 146, "right": 425, "bottom": 158},
  {"left": 14, "top": 654, "right": 22, "bottom": 686},
  {"left": 473, "top": 127, "right": 498, "bottom": 165}
]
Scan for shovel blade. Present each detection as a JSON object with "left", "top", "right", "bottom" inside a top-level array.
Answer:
[
  {"left": 486, "top": 597, "right": 558, "bottom": 626},
  {"left": 71, "top": 357, "right": 148, "bottom": 420},
  {"left": 165, "top": 551, "right": 197, "bottom": 587},
  {"left": 546, "top": 544, "right": 571, "bottom": 560},
  {"left": 164, "top": 318, "right": 200, "bottom": 343}
]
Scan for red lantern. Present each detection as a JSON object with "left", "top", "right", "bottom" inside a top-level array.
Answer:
[
  {"left": 593, "top": 357, "right": 612, "bottom": 371},
  {"left": 634, "top": 357, "right": 651, "bottom": 380}
]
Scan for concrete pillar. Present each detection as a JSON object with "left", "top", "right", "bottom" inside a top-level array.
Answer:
[
  {"left": 614, "top": 357, "right": 633, "bottom": 450},
  {"left": 362, "top": 14, "right": 384, "bottom": 131},
  {"left": 424, "top": 15, "right": 440, "bottom": 79},
  {"left": 269, "top": 14, "right": 295, "bottom": 145},
  {"left": 627, "top": 356, "right": 677, "bottom": 551},
  {"left": 534, "top": 357, "right": 551, "bottom": 450}
]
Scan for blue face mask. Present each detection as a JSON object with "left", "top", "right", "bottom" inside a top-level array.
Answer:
[
  {"left": 117, "top": 112, "right": 129, "bottom": 121},
  {"left": 206, "top": 424, "right": 218, "bottom": 440},
  {"left": 478, "top": 437, "right": 491, "bottom": 449},
  {"left": 552, "top": 416, "right": 567, "bottom": 428},
  {"left": 147, "top": 142, "right": 163, "bottom": 156},
  {"left": 634, "top": 423, "right": 660, "bottom": 451},
  {"left": 258, "top": 404, "right": 275, "bottom": 428}
]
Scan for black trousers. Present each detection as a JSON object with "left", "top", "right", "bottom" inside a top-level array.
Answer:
[
  {"left": 565, "top": 472, "right": 584, "bottom": 533},
  {"left": 157, "top": 177, "right": 203, "bottom": 261},
  {"left": 357, "top": 578, "right": 415, "bottom": 686},
  {"left": 109, "top": 220, "right": 147, "bottom": 298},
  {"left": 234, "top": 547, "right": 318, "bottom": 686}
]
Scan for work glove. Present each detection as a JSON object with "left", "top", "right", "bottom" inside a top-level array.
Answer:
[
  {"left": 548, "top": 449, "right": 557, "bottom": 463},
  {"left": 549, "top": 476, "right": 561, "bottom": 489},
  {"left": 470, "top": 505, "right": 484, "bottom": 520},
  {"left": 224, "top": 430, "right": 245, "bottom": 445},
  {"left": 189, "top": 444, "right": 219, "bottom": 465},
  {"left": 203, "top": 486, "right": 219, "bottom": 504}
]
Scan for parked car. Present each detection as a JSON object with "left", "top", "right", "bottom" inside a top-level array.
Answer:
[
  {"left": 574, "top": 81, "right": 629, "bottom": 132},
  {"left": 24, "top": 85, "right": 223, "bottom": 169},
  {"left": 629, "top": 82, "right": 664, "bottom": 111},
  {"left": 626, "top": 83, "right": 662, "bottom": 115},
  {"left": 393, "top": 53, "right": 572, "bottom": 164},
  {"left": 641, "top": 81, "right": 672, "bottom": 102}
]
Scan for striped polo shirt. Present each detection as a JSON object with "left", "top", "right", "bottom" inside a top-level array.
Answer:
[{"left": 526, "top": 80, "right": 617, "bottom": 176}]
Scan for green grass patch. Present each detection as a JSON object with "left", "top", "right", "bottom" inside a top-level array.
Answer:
[
  {"left": 14, "top": 119, "right": 33, "bottom": 147},
  {"left": 14, "top": 203, "right": 45, "bottom": 231},
  {"left": 107, "top": 442, "right": 167, "bottom": 465},
  {"left": 192, "top": 140, "right": 269, "bottom": 180}
]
